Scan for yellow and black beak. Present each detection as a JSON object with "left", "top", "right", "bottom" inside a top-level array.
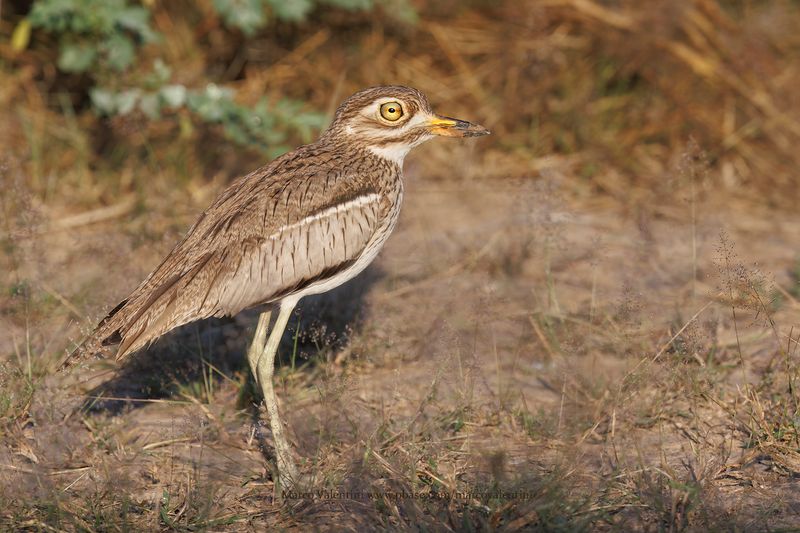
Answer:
[{"left": 427, "top": 115, "right": 490, "bottom": 138}]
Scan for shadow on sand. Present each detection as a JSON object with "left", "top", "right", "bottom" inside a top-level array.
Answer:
[{"left": 80, "top": 265, "right": 383, "bottom": 415}]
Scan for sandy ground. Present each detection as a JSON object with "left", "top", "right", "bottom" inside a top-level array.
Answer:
[{"left": 2, "top": 151, "right": 800, "bottom": 530}]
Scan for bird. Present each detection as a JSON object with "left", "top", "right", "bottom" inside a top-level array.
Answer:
[{"left": 63, "top": 85, "right": 489, "bottom": 490}]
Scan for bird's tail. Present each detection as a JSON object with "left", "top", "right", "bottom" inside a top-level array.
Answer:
[
  {"left": 61, "top": 255, "right": 217, "bottom": 370},
  {"left": 59, "top": 299, "right": 129, "bottom": 371}
]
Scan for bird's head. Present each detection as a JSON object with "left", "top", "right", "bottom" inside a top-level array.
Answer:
[{"left": 322, "top": 85, "right": 490, "bottom": 165}]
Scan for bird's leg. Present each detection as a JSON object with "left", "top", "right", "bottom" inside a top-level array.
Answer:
[
  {"left": 251, "top": 301, "right": 301, "bottom": 491},
  {"left": 246, "top": 309, "right": 272, "bottom": 387}
]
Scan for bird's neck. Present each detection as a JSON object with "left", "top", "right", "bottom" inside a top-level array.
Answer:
[
  {"left": 317, "top": 135, "right": 405, "bottom": 172},
  {"left": 365, "top": 143, "right": 411, "bottom": 167},
  {"left": 318, "top": 125, "right": 409, "bottom": 168}
]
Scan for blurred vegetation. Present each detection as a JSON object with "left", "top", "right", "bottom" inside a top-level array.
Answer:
[
  {"left": 2, "top": 0, "right": 800, "bottom": 201},
  {"left": 9, "top": 0, "right": 415, "bottom": 158}
]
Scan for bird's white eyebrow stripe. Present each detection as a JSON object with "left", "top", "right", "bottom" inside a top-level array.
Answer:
[{"left": 266, "top": 193, "right": 382, "bottom": 239}]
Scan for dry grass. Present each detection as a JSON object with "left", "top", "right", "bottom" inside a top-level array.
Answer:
[{"left": 3, "top": 0, "right": 800, "bottom": 530}]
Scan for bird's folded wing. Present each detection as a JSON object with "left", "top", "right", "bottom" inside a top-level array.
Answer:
[
  {"left": 109, "top": 190, "right": 386, "bottom": 359},
  {"left": 198, "top": 191, "right": 385, "bottom": 316},
  {"left": 61, "top": 145, "right": 393, "bottom": 370}
]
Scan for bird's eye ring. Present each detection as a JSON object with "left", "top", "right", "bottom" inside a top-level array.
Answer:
[{"left": 380, "top": 102, "right": 404, "bottom": 121}]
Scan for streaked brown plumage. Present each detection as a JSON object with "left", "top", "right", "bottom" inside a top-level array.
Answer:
[
  {"left": 64, "top": 85, "right": 489, "bottom": 489},
  {"left": 73, "top": 135, "right": 400, "bottom": 362}
]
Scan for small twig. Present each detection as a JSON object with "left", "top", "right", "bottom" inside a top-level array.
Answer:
[
  {"left": 61, "top": 471, "right": 89, "bottom": 492},
  {"left": 0, "top": 463, "right": 36, "bottom": 474},
  {"left": 82, "top": 395, "right": 194, "bottom": 405},
  {"left": 50, "top": 466, "right": 92, "bottom": 476},
  {"left": 142, "top": 437, "right": 194, "bottom": 451},
  {"left": 557, "top": 373, "right": 566, "bottom": 434},
  {"left": 49, "top": 197, "right": 137, "bottom": 232},
  {"left": 528, "top": 315, "right": 558, "bottom": 359},
  {"left": 652, "top": 301, "right": 713, "bottom": 362},
  {"left": 37, "top": 280, "right": 84, "bottom": 319}
]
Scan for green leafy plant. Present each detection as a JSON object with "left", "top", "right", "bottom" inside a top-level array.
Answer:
[
  {"left": 28, "top": 0, "right": 158, "bottom": 73},
  {"left": 89, "top": 61, "right": 327, "bottom": 156},
  {"left": 213, "top": 0, "right": 414, "bottom": 34},
  {"left": 21, "top": 0, "right": 413, "bottom": 155}
]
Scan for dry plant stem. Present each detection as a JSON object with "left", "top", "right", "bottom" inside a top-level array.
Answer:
[
  {"left": 723, "top": 251, "right": 746, "bottom": 380},
  {"left": 247, "top": 304, "right": 301, "bottom": 490},
  {"left": 690, "top": 174, "right": 697, "bottom": 300}
]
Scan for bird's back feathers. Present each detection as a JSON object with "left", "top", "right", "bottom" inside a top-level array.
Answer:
[{"left": 62, "top": 141, "right": 400, "bottom": 369}]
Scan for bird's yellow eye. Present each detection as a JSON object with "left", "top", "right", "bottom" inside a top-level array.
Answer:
[{"left": 380, "top": 102, "right": 403, "bottom": 121}]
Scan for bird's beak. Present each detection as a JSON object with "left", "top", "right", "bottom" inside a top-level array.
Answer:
[{"left": 427, "top": 115, "right": 490, "bottom": 137}]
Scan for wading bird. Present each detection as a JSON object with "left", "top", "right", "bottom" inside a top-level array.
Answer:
[{"left": 65, "top": 86, "right": 489, "bottom": 489}]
